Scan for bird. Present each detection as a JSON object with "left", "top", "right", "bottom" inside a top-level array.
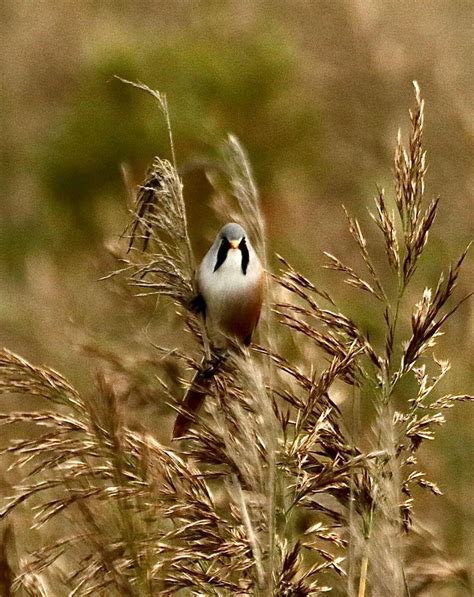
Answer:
[{"left": 172, "top": 223, "right": 264, "bottom": 439}]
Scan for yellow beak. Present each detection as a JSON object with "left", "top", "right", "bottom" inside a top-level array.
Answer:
[{"left": 229, "top": 240, "right": 240, "bottom": 250}]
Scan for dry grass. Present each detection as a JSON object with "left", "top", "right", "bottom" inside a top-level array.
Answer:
[{"left": 0, "top": 83, "right": 471, "bottom": 596}]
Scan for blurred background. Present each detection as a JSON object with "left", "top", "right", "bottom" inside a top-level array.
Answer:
[{"left": 1, "top": 0, "right": 472, "bottom": 587}]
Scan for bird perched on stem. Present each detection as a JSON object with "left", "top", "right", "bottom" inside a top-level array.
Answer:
[{"left": 173, "top": 223, "right": 264, "bottom": 439}]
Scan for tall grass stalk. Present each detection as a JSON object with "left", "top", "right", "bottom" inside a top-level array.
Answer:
[{"left": 0, "top": 82, "right": 471, "bottom": 595}]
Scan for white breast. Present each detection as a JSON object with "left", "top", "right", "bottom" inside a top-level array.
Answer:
[{"left": 198, "top": 247, "right": 262, "bottom": 343}]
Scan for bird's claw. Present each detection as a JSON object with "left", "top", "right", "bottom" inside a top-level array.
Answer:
[{"left": 201, "top": 349, "right": 227, "bottom": 377}]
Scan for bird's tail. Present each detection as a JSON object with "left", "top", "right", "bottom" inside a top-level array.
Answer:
[
  {"left": 172, "top": 351, "right": 227, "bottom": 439},
  {"left": 172, "top": 370, "right": 212, "bottom": 439}
]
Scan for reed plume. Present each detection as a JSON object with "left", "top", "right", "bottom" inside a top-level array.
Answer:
[{"left": 0, "top": 82, "right": 471, "bottom": 596}]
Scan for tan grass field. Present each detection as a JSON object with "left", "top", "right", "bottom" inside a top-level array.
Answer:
[{"left": 0, "top": 2, "right": 472, "bottom": 595}]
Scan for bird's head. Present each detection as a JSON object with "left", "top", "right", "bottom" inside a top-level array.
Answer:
[
  {"left": 219, "top": 223, "right": 246, "bottom": 247},
  {"left": 214, "top": 223, "right": 250, "bottom": 274}
]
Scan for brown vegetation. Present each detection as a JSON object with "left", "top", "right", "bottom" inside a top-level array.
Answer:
[{"left": 0, "top": 83, "right": 471, "bottom": 596}]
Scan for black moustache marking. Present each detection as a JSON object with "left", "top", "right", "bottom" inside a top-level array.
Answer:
[
  {"left": 240, "top": 237, "right": 249, "bottom": 275},
  {"left": 213, "top": 237, "right": 250, "bottom": 275},
  {"left": 214, "top": 238, "right": 230, "bottom": 272}
]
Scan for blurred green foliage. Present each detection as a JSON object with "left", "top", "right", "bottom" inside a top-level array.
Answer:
[{"left": 39, "top": 27, "right": 322, "bottom": 242}]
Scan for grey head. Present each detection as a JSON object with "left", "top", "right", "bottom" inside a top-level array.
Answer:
[
  {"left": 208, "top": 222, "right": 253, "bottom": 275},
  {"left": 217, "top": 222, "right": 247, "bottom": 242}
]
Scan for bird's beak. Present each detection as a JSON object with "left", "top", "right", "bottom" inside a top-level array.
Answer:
[{"left": 229, "top": 240, "right": 240, "bottom": 250}]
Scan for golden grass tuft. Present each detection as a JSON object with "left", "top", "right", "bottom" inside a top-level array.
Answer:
[{"left": 0, "top": 82, "right": 471, "bottom": 595}]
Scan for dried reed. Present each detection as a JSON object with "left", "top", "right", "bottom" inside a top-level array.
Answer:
[{"left": 0, "top": 82, "right": 471, "bottom": 596}]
